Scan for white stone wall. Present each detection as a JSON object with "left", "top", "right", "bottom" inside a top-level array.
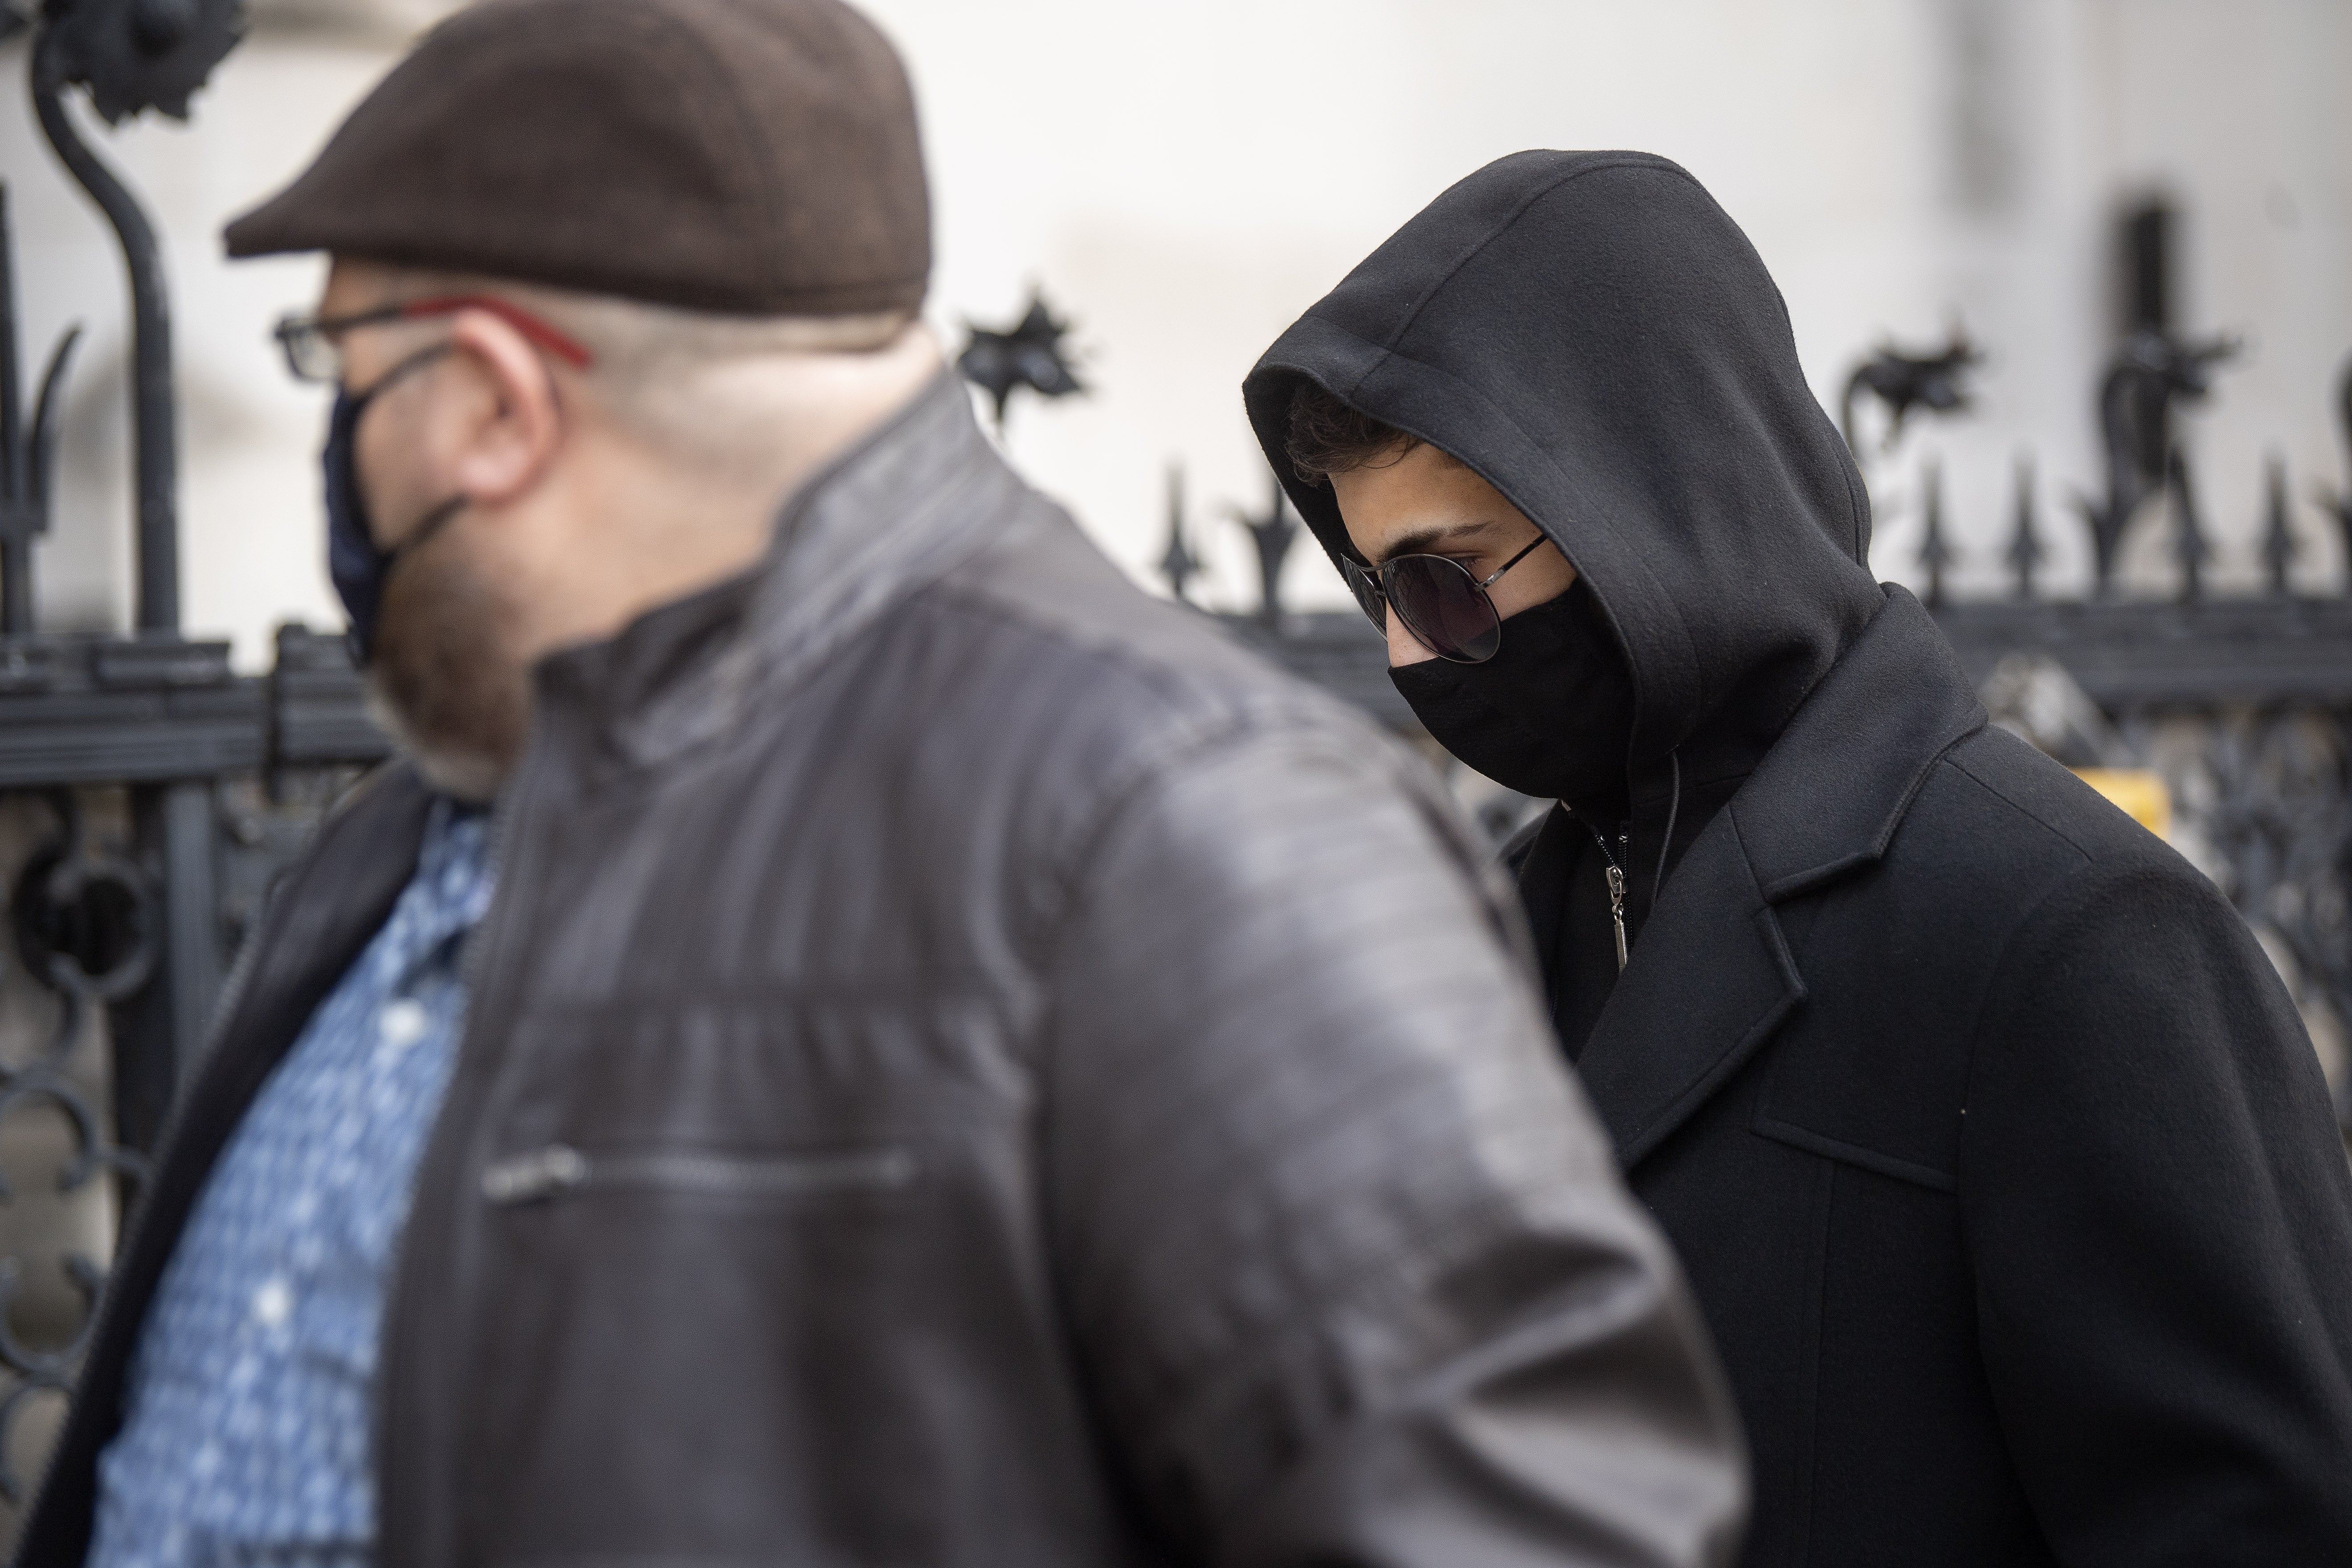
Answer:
[{"left": 0, "top": 0, "right": 2342, "bottom": 663}]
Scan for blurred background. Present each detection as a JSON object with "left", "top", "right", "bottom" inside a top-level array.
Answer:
[
  {"left": 0, "top": 0, "right": 2348, "bottom": 1538},
  {"left": 1, "top": 0, "right": 2348, "bottom": 653}
]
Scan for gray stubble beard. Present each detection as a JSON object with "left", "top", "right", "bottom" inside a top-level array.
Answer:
[{"left": 365, "top": 541, "right": 532, "bottom": 804}]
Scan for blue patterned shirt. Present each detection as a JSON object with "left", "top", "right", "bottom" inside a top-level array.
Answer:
[{"left": 88, "top": 799, "right": 495, "bottom": 1568}]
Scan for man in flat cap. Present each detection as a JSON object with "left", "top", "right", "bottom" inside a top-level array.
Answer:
[{"left": 16, "top": 2, "right": 1745, "bottom": 1564}]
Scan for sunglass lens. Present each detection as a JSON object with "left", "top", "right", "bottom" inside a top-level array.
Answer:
[{"left": 1387, "top": 555, "right": 1503, "bottom": 662}]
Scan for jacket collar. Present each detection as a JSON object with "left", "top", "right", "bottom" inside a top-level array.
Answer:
[
  {"left": 1731, "top": 588, "right": 1988, "bottom": 904},
  {"left": 534, "top": 367, "right": 1027, "bottom": 774},
  {"left": 1574, "top": 588, "right": 1986, "bottom": 1168}
]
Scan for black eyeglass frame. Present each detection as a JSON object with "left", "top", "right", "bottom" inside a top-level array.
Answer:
[
  {"left": 271, "top": 295, "right": 595, "bottom": 385},
  {"left": 1339, "top": 533, "right": 1549, "bottom": 664}
]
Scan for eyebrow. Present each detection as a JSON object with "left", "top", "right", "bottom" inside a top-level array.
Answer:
[{"left": 1377, "top": 519, "right": 1501, "bottom": 565}]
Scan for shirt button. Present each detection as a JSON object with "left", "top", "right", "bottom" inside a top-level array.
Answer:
[
  {"left": 380, "top": 999, "right": 430, "bottom": 1049},
  {"left": 252, "top": 1278, "right": 293, "bottom": 1327}
]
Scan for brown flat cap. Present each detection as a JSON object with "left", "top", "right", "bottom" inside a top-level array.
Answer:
[{"left": 225, "top": 0, "right": 929, "bottom": 316}]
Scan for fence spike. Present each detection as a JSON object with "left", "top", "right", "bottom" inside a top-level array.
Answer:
[
  {"left": 2005, "top": 452, "right": 2043, "bottom": 599},
  {"left": 1917, "top": 457, "right": 1955, "bottom": 606},
  {"left": 2168, "top": 446, "right": 2212, "bottom": 601},
  {"left": 1158, "top": 462, "right": 1200, "bottom": 605},
  {"left": 2261, "top": 452, "right": 2297, "bottom": 597},
  {"left": 1229, "top": 471, "right": 1298, "bottom": 628}
]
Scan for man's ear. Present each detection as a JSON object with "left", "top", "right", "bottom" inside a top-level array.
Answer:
[{"left": 436, "top": 307, "right": 569, "bottom": 508}]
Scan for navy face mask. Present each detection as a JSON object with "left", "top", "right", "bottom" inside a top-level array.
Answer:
[{"left": 324, "top": 345, "right": 464, "bottom": 664}]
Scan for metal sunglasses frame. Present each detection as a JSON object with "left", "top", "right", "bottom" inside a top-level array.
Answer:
[{"left": 1339, "top": 533, "right": 1548, "bottom": 663}]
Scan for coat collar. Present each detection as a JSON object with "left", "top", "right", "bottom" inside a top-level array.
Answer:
[
  {"left": 534, "top": 368, "right": 1029, "bottom": 774},
  {"left": 1574, "top": 588, "right": 1986, "bottom": 1167},
  {"left": 1731, "top": 588, "right": 1989, "bottom": 904}
]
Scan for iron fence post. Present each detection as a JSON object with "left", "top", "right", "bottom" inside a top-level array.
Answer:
[{"left": 29, "top": 26, "right": 178, "bottom": 635}]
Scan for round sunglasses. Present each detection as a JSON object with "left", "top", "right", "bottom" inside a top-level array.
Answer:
[{"left": 1339, "top": 534, "right": 1548, "bottom": 663}]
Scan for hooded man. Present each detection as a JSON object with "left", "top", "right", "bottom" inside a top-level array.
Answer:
[
  {"left": 1244, "top": 150, "right": 2352, "bottom": 1567},
  {"left": 15, "top": 16, "right": 1749, "bottom": 1568}
]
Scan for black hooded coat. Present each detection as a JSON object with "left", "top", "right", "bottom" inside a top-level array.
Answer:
[{"left": 1245, "top": 151, "right": 2352, "bottom": 1567}]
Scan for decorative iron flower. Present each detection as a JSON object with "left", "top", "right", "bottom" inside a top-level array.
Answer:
[
  {"left": 958, "top": 291, "right": 1085, "bottom": 429},
  {"left": 38, "top": 0, "right": 248, "bottom": 124}
]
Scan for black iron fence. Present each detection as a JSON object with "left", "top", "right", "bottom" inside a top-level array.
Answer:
[
  {"left": 0, "top": 0, "right": 2341, "bottom": 1537},
  {"left": 0, "top": 1, "right": 389, "bottom": 1523}
]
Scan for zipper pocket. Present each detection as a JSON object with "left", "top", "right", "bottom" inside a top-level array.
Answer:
[{"left": 481, "top": 1143, "right": 918, "bottom": 1206}]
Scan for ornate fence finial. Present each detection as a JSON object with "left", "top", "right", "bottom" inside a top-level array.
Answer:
[
  {"left": 1229, "top": 471, "right": 1298, "bottom": 629},
  {"left": 2321, "top": 356, "right": 2352, "bottom": 596},
  {"left": 2075, "top": 326, "right": 2240, "bottom": 596},
  {"left": 2261, "top": 452, "right": 2297, "bottom": 597},
  {"left": 1840, "top": 327, "right": 1980, "bottom": 462},
  {"left": 2004, "top": 452, "right": 2044, "bottom": 599},
  {"left": 956, "top": 289, "right": 1085, "bottom": 431},
  {"left": 39, "top": 0, "right": 246, "bottom": 126},
  {"left": 1917, "top": 457, "right": 1956, "bottom": 606},
  {"left": 1157, "top": 462, "right": 1200, "bottom": 605}
]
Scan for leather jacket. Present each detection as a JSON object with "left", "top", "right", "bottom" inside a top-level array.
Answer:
[{"left": 20, "top": 371, "right": 1744, "bottom": 1567}]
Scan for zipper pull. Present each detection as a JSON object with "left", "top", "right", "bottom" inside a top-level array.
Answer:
[
  {"left": 482, "top": 1144, "right": 590, "bottom": 1205},
  {"left": 1605, "top": 864, "right": 1629, "bottom": 971}
]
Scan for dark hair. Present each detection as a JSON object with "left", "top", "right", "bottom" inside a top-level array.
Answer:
[{"left": 1283, "top": 380, "right": 1417, "bottom": 484}]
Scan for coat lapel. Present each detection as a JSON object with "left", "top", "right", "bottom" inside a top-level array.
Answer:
[
  {"left": 1574, "top": 804, "right": 1805, "bottom": 1165},
  {"left": 1573, "top": 588, "right": 1986, "bottom": 1170}
]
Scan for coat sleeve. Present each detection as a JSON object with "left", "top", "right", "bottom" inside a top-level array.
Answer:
[
  {"left": 1040, "top": 723, "right": 1747, "bottom": 1568},
  {"left": 1964, "top": 855, "right": 2352, "bottom": 1564}
]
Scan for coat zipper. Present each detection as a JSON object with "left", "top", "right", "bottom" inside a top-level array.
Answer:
[
  {"left": 1580, "top": 818, "right": 1632, "bottom": 971},
  {"left": 480, "top": 1143, "right": 919, "bottom": 1205}
]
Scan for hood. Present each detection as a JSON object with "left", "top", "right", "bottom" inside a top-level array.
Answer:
[{"left": 1244, "top": 150, "right": 1883, "bottom": 797}]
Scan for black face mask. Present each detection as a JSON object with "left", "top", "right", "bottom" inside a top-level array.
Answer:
[
  {"left": 324, "top": 344, "right": 464, "bottom": 665},
  {"left": 1389, "top": 576, "right": 1637, "bottom": 813}
]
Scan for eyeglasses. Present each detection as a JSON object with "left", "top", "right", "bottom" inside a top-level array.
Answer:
[
  {"left": 272, "top": 295, "right": 595, "bottom": 384},
  {"left": 1340, "top": 534, "right": 1548, "bottom": 664}
]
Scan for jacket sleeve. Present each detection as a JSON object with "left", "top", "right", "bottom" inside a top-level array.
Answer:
[
  {"left": 1964, "top": 856, "right": 2352, "bottom": 1564},
  {"left": 1040, "top": 722, "right": 1747, "bottom": 1568}
]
